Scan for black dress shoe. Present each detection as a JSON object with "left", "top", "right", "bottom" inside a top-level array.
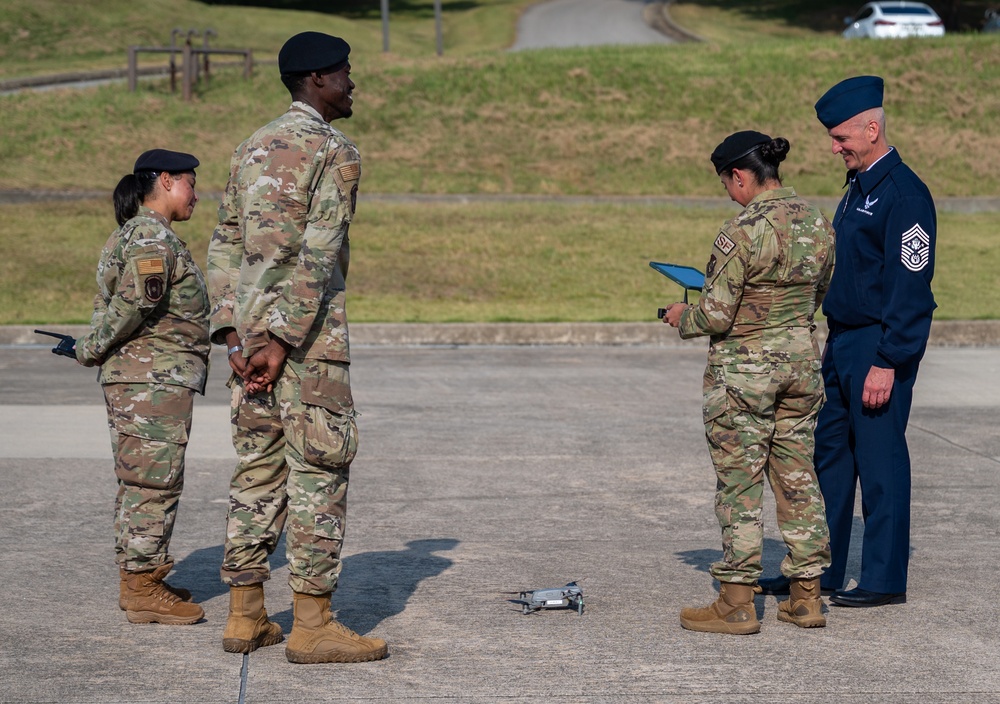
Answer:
[
  {"left": 829, "top": 587, "right": 906, "bottom": 607},
  {"left": 757, "top": 575, "right": 836, "bottom": 596}
]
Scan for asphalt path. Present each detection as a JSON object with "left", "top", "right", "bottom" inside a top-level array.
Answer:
[
  {"left": 1, "top": 342, "right": 999, "bottom": 701},
  {"left": 511, "top": 0, "right": 674, "bottom": 50}
]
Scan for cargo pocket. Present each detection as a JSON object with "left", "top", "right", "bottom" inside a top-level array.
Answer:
[
  {"left": 105, "top": 385, "right": 190, "bottom": 445},
  {"left": 300, "top": 362, "right": 359, "bottom": 470},
  {"left": 103, "top": 383, "right": 192, "bottom": 490},
  {"left": 110, "top": 410, "right": 189, "bottom": 490},
  {"left": 302, "top": 406, "right": 358, "bottom": 469},
  {"left": 703, "top": 366, "right": 729, "bottom": 425}
]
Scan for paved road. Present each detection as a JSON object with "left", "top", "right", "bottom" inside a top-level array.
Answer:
[
  {"left": 1, "top": 343, "right": 998, "bottom": 702},
  {"left": 511, "top": 0, "right": 674, "bottom": 50}
]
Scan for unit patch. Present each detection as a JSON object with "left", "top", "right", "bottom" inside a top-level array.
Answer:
[
  {"left": 144, "top": 275, "right": 165, "bottom": 302},
  {"left": 137, "top": 258, "right": 165, "bottom": 275},
  {"left": 714, "top": 233, "right": 736, "bottom": 255},
  {"left": 706, "top": 253, "right": 718, "bottom": 278},
  {"left": 901, "top": 223, "right": 930, "bottom": 272}
]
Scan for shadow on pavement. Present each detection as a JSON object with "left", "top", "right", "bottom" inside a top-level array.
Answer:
[{"left": 174, "top": 536, "right": 460, "bottom": 636}]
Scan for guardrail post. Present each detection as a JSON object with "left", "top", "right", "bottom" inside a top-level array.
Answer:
[
  {"left": 202, "top": 29, "right": 217, "bottom": 80},
  {"left": 182, "top": 42, "right": 193, "bottom": 101},
  {"left": 128, "top": 46, "right": 138, "bottom": 92},
  {"left": 170, "top": 28, "right": 182, "bottom": 93},
  {"left": 434, "top": 0, "right": 443, "bottom": 56},
  {"left": 186, "top": 29, "right": 200, "bottom": 83},
  {"left": 381, "top": 0, "right": 390, "bottom": 52}
]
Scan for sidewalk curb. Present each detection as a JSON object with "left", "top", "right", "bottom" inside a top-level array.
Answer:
[
  {"left": 645, "top": 0, "right": 706, "bottom": 43},
  {"left": 4, "top": 320, "right": 998, "bottom": 348}
]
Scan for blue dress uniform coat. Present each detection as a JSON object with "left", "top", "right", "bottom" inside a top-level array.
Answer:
[{"left": 818, "top": 147, "right": 936, "bottom": 594}]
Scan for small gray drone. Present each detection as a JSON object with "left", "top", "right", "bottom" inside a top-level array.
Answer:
[{"left": 511, "top": 582, "right": 584, "bottom": 615}]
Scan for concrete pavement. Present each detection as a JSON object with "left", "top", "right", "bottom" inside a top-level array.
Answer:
[{"left": 1, "top": 333, "right": 998, "bottom": 702}]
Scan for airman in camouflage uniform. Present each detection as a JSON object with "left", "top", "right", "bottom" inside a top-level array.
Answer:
[
  {"left": 663, "top": 132, "right": 834, "bottom": 633},
  {"left": 208, "top": 32, "right": 387, "bottom": 663},
  {"left": 76, "top": 149, "right": 209, "bottom": 626}
]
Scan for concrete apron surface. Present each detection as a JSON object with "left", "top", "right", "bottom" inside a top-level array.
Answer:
[{"left": 0, "top": 338, "right": 998, "bottom": 702}]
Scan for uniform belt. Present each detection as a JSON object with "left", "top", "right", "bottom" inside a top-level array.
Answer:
[{"left": 827, "top": 319, "right": 879, "bottom": 334}]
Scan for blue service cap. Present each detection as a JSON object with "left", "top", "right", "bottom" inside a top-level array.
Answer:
[
  {"left": 815, "top": 75, "right": 884, "bottom": 129},
  {"left": 133, "top": 149, "right": 199, "bottom": 174},
  {"left": 279, "top": 32, "right": 350, "bottom": 75}
]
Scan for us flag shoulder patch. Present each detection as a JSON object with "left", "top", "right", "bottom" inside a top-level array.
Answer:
[
  {"left": 338, "top": 163, "right": 360, "bottom": 182},
  {"left": 137, "top": 258, "right": 164, "bottom": 275},
  {"left": 714, "top": 233, "right": 736, "bottom": 255},
  {"left": 901, "top": 224, "right": 930, "bottom": 272}
]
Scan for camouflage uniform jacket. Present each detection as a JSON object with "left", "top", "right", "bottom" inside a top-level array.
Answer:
[
  {"left": 678, "top": 187, "right": 835, "bottom": 365},
  {"left": 76, "top": 206, "right": 211, "bottom": 393},
  {"left": 208, "top": 101, "right": 361, "bottom": 362}
]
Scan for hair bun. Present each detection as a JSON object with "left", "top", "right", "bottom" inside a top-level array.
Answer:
[{"left": 761, "top": 137, "right": 790, "bottom": 165}]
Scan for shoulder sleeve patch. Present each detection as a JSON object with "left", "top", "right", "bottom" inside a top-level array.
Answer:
[
  {"left": 137, "top": 258, "right": 165, "bottom": 275},
  {"left": 714, "top": 233, "right": 737, "bottom": 255},
  {"left": 338, "top": 162, "right": 360, "bottom": 182},
  {"left": 144, "top": 276, "right": 165, "bottom": 303}
]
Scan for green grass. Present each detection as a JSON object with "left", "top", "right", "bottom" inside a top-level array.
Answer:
[
  {"left": 0, "top": 0, "right": 527, "bottom": 78},
  {"left": 2, "top": 0, "right": 998, "bottom": 323},
  {"left": 2, "top": 36, "right": 998, "bottom": 200},
  {"left": 1, "top": 199, "right": 994, "bottom": 324}
]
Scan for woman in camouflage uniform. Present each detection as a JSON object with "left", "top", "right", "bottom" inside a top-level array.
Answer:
[
  {"left": 76, "top": 149, "right": 210, "bottom": 625},
  {"left": 662, "top": 131, "right": 835, "bottom": 634}
]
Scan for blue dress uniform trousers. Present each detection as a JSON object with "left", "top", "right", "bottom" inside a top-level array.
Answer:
[{"left": 816, "top": 323, "right": 917, "bottom": 594}]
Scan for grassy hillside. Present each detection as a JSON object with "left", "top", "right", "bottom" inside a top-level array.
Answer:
[
  {"left": 3, "top": 36, "right": 999, "bottom": 199},
  {"left": 3, "top": 1, "right": 998, "bottom": 199},
  {"left": 0, "top": 0, "right": 527, "bottom": 77},
  {"left": 2, "top": 0, "right": 998, "bottom": 323}
]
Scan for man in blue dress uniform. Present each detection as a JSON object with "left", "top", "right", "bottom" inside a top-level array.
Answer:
[{"left": 759, "top": 75, "right": 936, "bottom": 607}]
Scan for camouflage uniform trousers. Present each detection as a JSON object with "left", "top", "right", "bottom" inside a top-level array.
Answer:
[
  {"left": 221, "top": 358, "right": 359, "bottom": 595},
  {"left": 702, "top": 359, "right": 831, "bottom": 584},
  {"left": 103, "top": 382, "right": 193, "bottom": 572}
]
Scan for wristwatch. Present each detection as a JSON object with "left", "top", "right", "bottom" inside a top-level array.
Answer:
[{"left": 228, "top": 345, "right": 243, "bottom": 356}]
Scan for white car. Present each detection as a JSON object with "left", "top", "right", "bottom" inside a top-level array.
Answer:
[{"left": 843, "top": 2, "right": 946, "bottom": 38}]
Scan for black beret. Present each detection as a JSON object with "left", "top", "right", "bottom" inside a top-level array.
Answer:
[
  {"left": 711, "top": 130, "right": 771, "bottom": 174},
  {"left": 279, "top": 32, "right": 350, "bottom": 75},
  {"left": 133, "top": 149, "right": 199, "bottom": 174},
  {"left": 815, "top": 75, "right": 884, "bottom": 129}
]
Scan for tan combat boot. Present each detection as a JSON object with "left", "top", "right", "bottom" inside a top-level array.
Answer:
[
  {"left": 778, "top": 578, "right": 827, "bottom": 628},
  {"left": 124, "top": 564, "right": 204, "bottom": 625},
  {"left": 285, "top": 592, "right": 388, "bottom": 663},
  {"left": 119, "top": 566, "right": 191, "bottom": 610},
  {"left": 679, "top": 582, "right": 760, "bottom": 635},
  {"left": 222, "top": 584, "right": 284, "bottom": 653}
]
